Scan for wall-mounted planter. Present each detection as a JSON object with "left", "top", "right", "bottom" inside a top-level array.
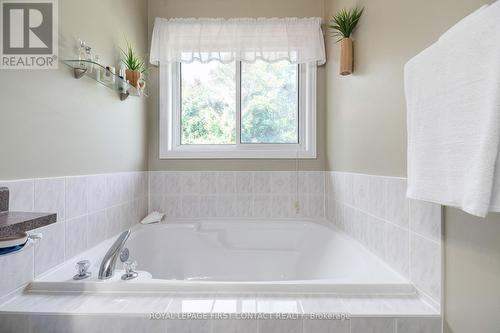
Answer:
[
  {"left": 126, "top": 69, "right": 141, "bottom": 88},
  {"left": 340, "top": 37, "right": 353, "bottom": 76}
]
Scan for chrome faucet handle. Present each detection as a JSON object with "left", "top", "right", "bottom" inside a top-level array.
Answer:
[
  {"left": 121, "top": 260, "right": 138, "bottom": 280},
  {"left": 74, "top": 260, "right": 91, "bottom": 280},
  {"left": 120, "top": 248, "right": 129, "bottom": 263}
]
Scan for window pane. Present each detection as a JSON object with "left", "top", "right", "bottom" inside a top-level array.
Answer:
[
  {"left": 181, "top": 61, "right": 236, "bottom": 145},
  {"left": 241, "top": 60, "right": 298, "bottom": 144}
]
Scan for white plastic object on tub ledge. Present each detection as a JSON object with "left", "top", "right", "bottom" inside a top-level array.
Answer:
[{"left": 140, "top": 211, "right": 165, "bottom": 224}]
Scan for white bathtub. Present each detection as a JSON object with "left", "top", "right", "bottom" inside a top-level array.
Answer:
[{"left": 30, "top": 220, "right": 414, "bottom": 295}]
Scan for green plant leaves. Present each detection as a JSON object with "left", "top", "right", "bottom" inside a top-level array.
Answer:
[
  {"left": 120, "top": 42, "right": 146, "bottom": 73},
  {"left": 327, "top": 7, "right": 364, "bottom": 41}
]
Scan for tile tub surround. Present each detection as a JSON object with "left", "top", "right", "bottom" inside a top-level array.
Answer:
[
  {"left": 149, "top": 171, "right": 325, "bottom": 220},
  {"left": 325, "top": 172, "right": 443, "bottom": 308},
  {"left": 0, "top": 187, "right": 8, "bottom": 212},
  {"left": 0, "top": 293, "right": 441, "bottom": 333},
  {"left": 0, "top": 172, "right": 148, "bottom": 299}
]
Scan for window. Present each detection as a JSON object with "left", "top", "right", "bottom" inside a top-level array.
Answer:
[
  {"left": 159, "top": 60, "right": 317, "bottom": 159},
  {"left": 240, "top": 61, "right": 298, "bottom": 144},
  {"left": 181, "top": 61, "right": 236, "bottom": 145}
]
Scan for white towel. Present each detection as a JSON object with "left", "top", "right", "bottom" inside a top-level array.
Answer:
[{"left": 405, "top": 1, "right": 500, "bottom": 217}]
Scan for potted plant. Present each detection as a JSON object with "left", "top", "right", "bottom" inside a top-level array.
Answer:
[
  {"left": 327, "top": 7, "right": 364, "bottom": 75},
  {"left": 120, "top": 42, "right": 146, "bottom": 88}
]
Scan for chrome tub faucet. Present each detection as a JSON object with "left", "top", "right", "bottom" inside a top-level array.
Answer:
[{"left": 98, "top": 230, "right": 131, "bottom": 280}]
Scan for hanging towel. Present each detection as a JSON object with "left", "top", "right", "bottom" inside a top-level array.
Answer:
[{"left": 405, "top": 1, "right": 500, "bottom": 217}]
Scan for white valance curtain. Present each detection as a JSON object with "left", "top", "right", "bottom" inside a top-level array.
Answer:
[{"left": 150, "top": 17, "right": 326, "bottom": 65}]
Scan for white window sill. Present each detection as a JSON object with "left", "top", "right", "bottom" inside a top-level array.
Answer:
[{"left": 160, "top": 146, "right": 317, "bottom": 159}]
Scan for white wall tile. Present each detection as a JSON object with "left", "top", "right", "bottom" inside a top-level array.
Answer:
[
  {"left": 295, "top": 195, "right": 309, "bottom": 218},
  {"left": 65, "top": 176, "right": 88, "bottom": 219},
  {"left": 353, "top": 210, "right": 369, "bottom": 244},
  {"left": 385, "top": 223, "right": 410, "bottom": 278},
  {"left": 180, "top": 195, "right": 200, "bottom": 218},
  {"left": 236, "top": 195, "right": 253, "bottom": 217},
  {"left": 236, "top": 172, "right": 253, "bottom": 194},
  {"left": 353, "top": 174, "right": 369, "bottom": 211},
  {"left": 87, "top": 211, "right": 107, "bottom": 248},
  {"left": 350, "top": 317, "right": 396, "bottom": 333},
  {"left": 334, "top": 201, "right": 344, "bottom": 229},
  {"left": 106, "top": 205, "right": 124, "bottom": 238},
  {"left": 132, "top": 172, "right": 148, "bottom": 198},
  {"left": 0, "top": 171, "right": 150, "bottom": 299},
  {"left": 0, "top": 246, "right": 34, "bottom": 298},
  {"left": 397, "top": 317, "right": 441, "bottom": 333},
  {"left": 149, "top": 171, "right": 165, "bottom": 195},
  {"left": 253, "top": 172, "right": 271, "bottom": 194},
  {"left": 326, "top": 195, "right": 334, "bottom": 221},
  {"left": 411, "top": 234, "right": 441, "bottom": 301},
  {"left": 34, "top": 177, "right": 65, "bottom": 221},
  {"left": 149, "top": 194, "right": 165, "bottom": 213},
  {"left": 121, "top": 201, "right": 136, "bottom": 229},
  {"left": 199, "top": 172, "right": 216, "bottom": 194},
  {"left": 342, "top": 205, "right": 355, "bottom": 234},
  {"left": 165, "top": 319, "right": 211, "bottom": 333},
  {"left": 0, "top": 179, "right": 34, "bottom": 211},
  {"left": 303, "top": 319, "right": 349, "bottom": 333},
  {"left": 121, "top": 174, "right": 135, "bottom": 203},
  {"left": 308, "top": 172, "right": 325, "bottom": 194},
  {"left": 87, "top": 175, "right": 106, "bottom": 213},
  {"left": 65, "top": 215, "right": 88, "bottom": 259},
  {"left": 410, "top": 199, "right": 442, "bottom": 241},
  {"left": 368, "top": 177, "right": 386, "bottom": 219},
  {"left": 385, "top": 178, "right": 409, "bottom": 227},
  {"left": 332, "top": 173, "right": 345, "bottom": 202},
  {"left": 253, "top": 195, "right": 272, "bottom": 218},
  {"left": 132, "top": 197, "right": 148, "bottom": 225},
  {"left": 343, "top": 173, "right": 354, "bottom": 205},
  {"left": 325, "top": 172, "right": 336, "bottom": 198},
  {"left": 212, "top": 318, "right": 258, "bottom": 333},
  {"left": 164, "top": 195, "right": 181, "bottom": 219},
  {"left": 105, "top": 174, "right": 123, "bottom": 207},
  {"left": 199, "top": 195, "right": 217, "bottom": 217},
  {"left": 34, "top": 222, "right": 65, "bottom": 277},
  {"left": 216, "top": 172, "right": 235, "bottom": 194},
  {"left": 367, "top": 216, "right": 387, "bottom": 258},
  {"left": 272, "top": 195, "right": 291, "bottom": 218},
  {"left": 259, "top": 318, "right": 302, "bottom": 333},
  {"left": 217, "top": 195, "right": 236, "bottom": 217},
  {"left": 180, "top": 172, "right": 200, "bottom": 194},
  {"left": 0, "top": 314, "right": 29, "bottom": 333},
  {"left": 29, "top": 315, "right": 166, "bottom": 333},
  {"left": 164, "top": 171, "right": 181, "bottom": 194},
  {"left": 308, "top": 195, "right": 324, "bottom": 218},
  {"left": 271, "top": 172, "right": 292, "bottom": 194}
]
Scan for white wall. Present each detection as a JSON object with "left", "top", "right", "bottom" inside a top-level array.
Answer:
[{"left": 0, "top": 0, "right": 149, "bottom": 180}]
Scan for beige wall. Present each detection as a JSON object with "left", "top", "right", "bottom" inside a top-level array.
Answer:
[
  {"left": 147, "top": 0, "right": 326, "bottom": 171},
  {"left": 0, "top": 0, "right": 148, "bottom": 180},
  {"left": 444, "top": 209, "right": 500, "bottom": 333},
  {"left": 323, "top": 0, "right": 500, "bottom": 332}
]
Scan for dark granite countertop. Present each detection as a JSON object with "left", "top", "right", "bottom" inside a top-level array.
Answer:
[{"left": 0, "top": 211, "right": 57, "bottom": 237}]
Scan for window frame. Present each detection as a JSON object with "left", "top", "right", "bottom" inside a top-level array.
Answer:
[{"left": 159, "top": 61, "right": 317, "bottom": 159}]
